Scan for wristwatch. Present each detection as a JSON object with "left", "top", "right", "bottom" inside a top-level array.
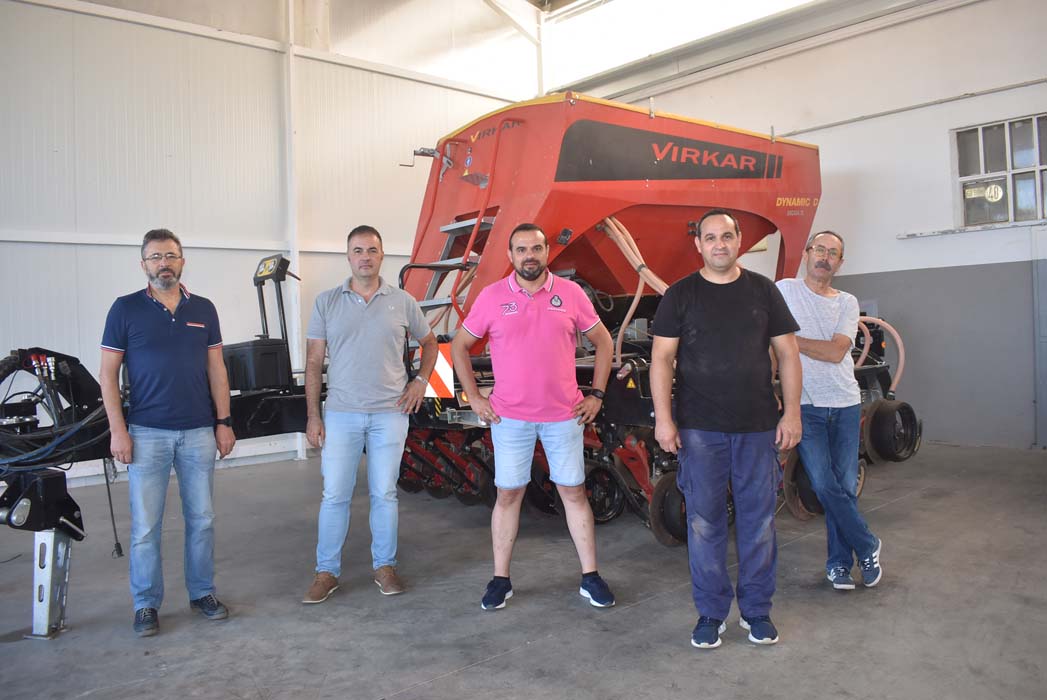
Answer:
[
  {"left": 215, "top": 416, "right": 233, "bottom": 427},
  {"left": 413, "top": 375, "right": 428, "bottom": 384},
  {"left": 590, "top": 389, "right": 606, "bottom": 400}
]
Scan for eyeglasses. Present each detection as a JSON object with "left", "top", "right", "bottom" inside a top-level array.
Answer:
[
  {"left": 143, "top": 253, "right": 183, "bottom": 263},
  {"left": 807, "top": 245, "right": 841, "bottom": 260}
]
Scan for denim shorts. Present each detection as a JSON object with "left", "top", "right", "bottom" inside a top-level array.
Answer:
[{"left": 489, "top": 416, "right": 585, "bottom": 489}]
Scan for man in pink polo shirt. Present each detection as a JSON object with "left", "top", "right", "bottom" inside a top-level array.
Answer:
[{"left": 451, "top": 223, "right": 616, "bottom": 611}]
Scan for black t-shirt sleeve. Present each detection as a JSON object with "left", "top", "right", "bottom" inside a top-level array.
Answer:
[
  {"left": 651, "top": 281, "right": 683, "bottom": 337},
  {"left": 765, "top": 276, "right": 800, "bottom": 337}
]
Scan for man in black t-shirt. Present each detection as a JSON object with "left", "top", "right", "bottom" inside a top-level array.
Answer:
[{"left": 650, "top": 209, "right": 802, "bottom": 649}]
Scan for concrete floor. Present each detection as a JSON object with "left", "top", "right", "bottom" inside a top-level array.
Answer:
[{"left": 0, "top": 442, "right": 1044, "bottom": 699}]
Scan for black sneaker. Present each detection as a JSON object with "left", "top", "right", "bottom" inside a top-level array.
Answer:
[
  {"left": 740, "top": 615, "right": 779, "bottom": 645},
  {"left": 133, "top": 607, "right": 159, "bottom": 637},
  {"left": 480, "top": 577, "right": 513, "bottom": 610},
  {"left": 691, "top": 616, "right": 726, "bottom": 649},
  {"left": 579, "top": 574, "right": 616, "bottom": 608},
  {"left": 190, "top": 594, "right": 229, "bottom": 620}
]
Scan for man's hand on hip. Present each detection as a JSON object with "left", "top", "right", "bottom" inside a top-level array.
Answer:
[
  {"left": 397, "top": 379, "right": 427, "bottom": 414},
  {"left": 469, "top": 395, "right": 500, "bottom": 425},
  {"left": 572, "top": 395, "right": 603, "bottom": 424}
]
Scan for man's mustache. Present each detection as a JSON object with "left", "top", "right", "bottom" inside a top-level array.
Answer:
[{"left": 815, "top": 261, "right": 832, "bottom": 270}]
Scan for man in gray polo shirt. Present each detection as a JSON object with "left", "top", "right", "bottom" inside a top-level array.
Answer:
[
  {"left": 776, "top": 230, "right": 882, "bottom": 592},
  {"left": 302, "top": 225, "right": 438, "bottom": 603}
]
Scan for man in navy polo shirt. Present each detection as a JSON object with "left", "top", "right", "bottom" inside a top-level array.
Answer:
[{"left": 100, "top": 228, "right": 236, "bottom": 637}]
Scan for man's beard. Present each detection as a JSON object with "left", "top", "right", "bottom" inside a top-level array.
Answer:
[
  {"left": 148, "top": 268, "right": 181, "bottom": 291},
  {"left": 515, "top": 260, "right": 545, "bottom": 281}
]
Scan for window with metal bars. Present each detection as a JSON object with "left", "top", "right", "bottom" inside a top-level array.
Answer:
[{"left": 954, "top": 114, "right": 1047, "bottom": 226}]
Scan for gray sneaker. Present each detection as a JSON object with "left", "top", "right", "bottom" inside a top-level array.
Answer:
[
  {"left": 133, "top": 607, "right": 158, "bottom": 637},
  {"left": 190, "top": 594, "right": 229, "bottom": 620}
]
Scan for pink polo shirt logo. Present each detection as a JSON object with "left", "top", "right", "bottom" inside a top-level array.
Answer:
[{"left": 500, "top": 302, "right": 519, "bottom": 316}]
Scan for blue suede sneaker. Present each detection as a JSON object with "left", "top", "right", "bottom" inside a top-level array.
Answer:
[
  {"left": 481, "top": 577, "right": 513, "bottom": 610},
  {"left": 579, "top": 573, "right": 615, "bottom": 608},
  {"left": 691, "top": 616, "right": 727, "bottom": 649},
  {"left": 827, "top": 566, "right": 856, "bottom": 590},
  {"left": 740, "top": 616, "right": 779, "bottom": 645},
  {"left": 859, "top": 539, "right": 883, "bottom": 587}
]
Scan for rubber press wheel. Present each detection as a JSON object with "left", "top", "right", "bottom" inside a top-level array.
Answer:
[
  {"left": 649, "top": 473, "right": 687, "bottom": 546},
  {"left": 585, "top": 466, "right": 626, "bottom": 524}
]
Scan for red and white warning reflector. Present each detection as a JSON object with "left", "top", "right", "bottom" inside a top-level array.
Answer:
[{"left": 424, "top": 343, "right": 455, "bottom": 398}]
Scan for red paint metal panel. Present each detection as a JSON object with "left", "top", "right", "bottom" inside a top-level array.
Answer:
[{"left": 405, "top": 92, "right": 820, "bottom": 318}]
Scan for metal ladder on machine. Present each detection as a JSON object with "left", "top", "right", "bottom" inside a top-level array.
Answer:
[{"left": 398, "top": 214, "right": 496, "bottom": 340}]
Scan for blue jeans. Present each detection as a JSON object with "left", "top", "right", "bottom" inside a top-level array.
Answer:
[
  {"left": 796, "top": 404, "right": 878, "bottom": 571},
  {"left": 127, "top": 424, "right": 217, "bottom": 610},
  {"left": 316, "top": 410, "right": 409, "bottom": 576},
  {"left": 677, "top": 429, "right": 778, "bottom": 621}
]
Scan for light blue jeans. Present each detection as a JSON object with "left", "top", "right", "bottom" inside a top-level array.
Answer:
[
  {"left": 316, "top": 410, "right": 409, "bottom": 576},
  {"left": 127, "top": 424, "right": 217, "bottom": 610}
]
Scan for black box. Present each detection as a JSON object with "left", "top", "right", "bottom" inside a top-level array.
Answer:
[{"left": 223, "top": 338, "right": 290, "bottom": 391}]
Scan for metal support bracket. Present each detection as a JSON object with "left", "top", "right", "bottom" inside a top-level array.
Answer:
[{"left": 25, "top": 529, "right": 73, "bottom": 640}]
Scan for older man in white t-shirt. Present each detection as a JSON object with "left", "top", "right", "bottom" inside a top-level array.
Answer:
[{"left": 776, "top": 231, "right": 883, "bottom": 591}]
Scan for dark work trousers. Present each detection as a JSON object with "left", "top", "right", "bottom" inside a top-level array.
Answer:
[{"left": 677, "top": 429, "right": 779, "bottom": 621}]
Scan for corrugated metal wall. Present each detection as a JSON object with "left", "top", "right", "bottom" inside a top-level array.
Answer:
[
  {"left": 0, "top": 0, "right": 510, "bottom": 475},
  {"left": 0, "top": 1, "right": 287, "bottom": 242},
  {"left": 294, "top": 55, "right": 506, "bottom": 254}
]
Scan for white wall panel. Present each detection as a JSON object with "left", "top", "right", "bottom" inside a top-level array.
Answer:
[
  {"left": 329, "top": 0, "right": 537, "bottom": 99},
  {"left": 0, "top": 1, "right": 286, "bottom": 244},
  {"left": 647, "top": 0, "right": 1047, "bottom": 139},
  {"left": 294, "top": 56, "right": 507, "bottom": 254},
  {"left": 0, "top": 2, "right": 77, "bottom": 232},
  {"left": 639, "top": 0, "right": 1047, "bottom": 276},
  {"left": 186, "top": 38, "right": 286, "bottom": 241},
  {"left": 807, "top": 85, "right": 1047, "bottom": 277},
  {"left": 2, "top": 240, "right": 293, "bottom": 384}
]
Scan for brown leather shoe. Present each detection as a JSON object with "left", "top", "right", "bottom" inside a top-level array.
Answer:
[
  {"left": 373, "top": 565, "right": 405, "bottom": 595},
  {"left": 302, "top": 572, "right": 339, "bottom": 604}
]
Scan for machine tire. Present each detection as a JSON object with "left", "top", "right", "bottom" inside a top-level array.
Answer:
[
  {"left": 780, "top": 449, "right": 815, "bottom": 521},
  {"left": 649, "top": 473, "right": 687, "bottom": 546},
  {"left": 524, "top": 465, "right": 562, "bottom": 516},
  {"left": 869, "top": 400, "right": 921, "bottom": 462},
  {"left": 789, "top": 455, "right": 868, "bottom": 518},
  {"left": 794, "top": 461, "right": 824, "bottom": 515},
  {"left": 585, "top": 466, "right": 626, "bottom": 524}
]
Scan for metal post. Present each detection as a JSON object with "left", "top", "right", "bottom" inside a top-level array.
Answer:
[
  {"left": 274, "top": 280, "right": 289, "bottom": 342},
  {"left": 256, "top": 284, "right": 270, "bottom": 339},
  {"left": 25, "top": 529, "right": 73, "bottom": 640}
]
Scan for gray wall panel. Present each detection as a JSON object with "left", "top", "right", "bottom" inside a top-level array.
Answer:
[{"left": 837, "top": 261, "right": 1035, "bottom": 449}]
